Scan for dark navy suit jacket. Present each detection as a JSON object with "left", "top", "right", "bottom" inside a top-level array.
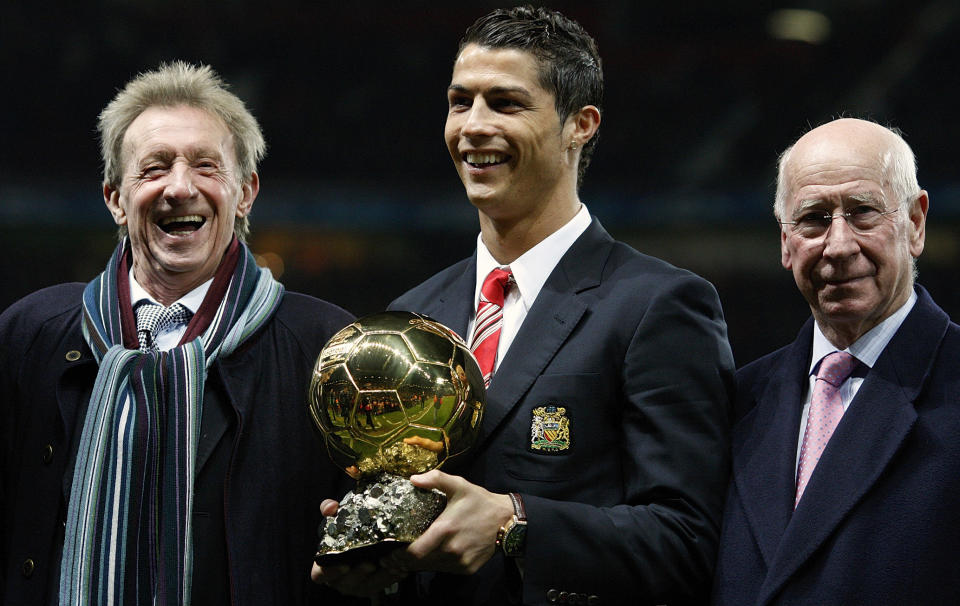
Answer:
[
  {"left": 390, "top": 219, "right": 735, "bottom": 605},
  {"left": 713, "top": 286, "right": 960, "bottom": 606}
]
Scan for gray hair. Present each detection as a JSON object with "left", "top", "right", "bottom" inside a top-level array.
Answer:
[{"left": 98, "top": 61, "right": 266, "bottom": 241}]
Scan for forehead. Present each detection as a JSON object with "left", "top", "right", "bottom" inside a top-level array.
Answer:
[
  {"left": 122, "top": 105, "right": 234, "bottom": 161},
  {"left": 784, "top": 135, "right": 891, "bottom": 208},
  {"left": 451, "top": 44, "right": 547, "bottom": 94}
]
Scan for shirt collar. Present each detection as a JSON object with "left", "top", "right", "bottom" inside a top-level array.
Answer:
[
  {"left": 810, "top": 289, "right": 917, "bottom": 374},
  {"left": 475, "top": 204, "right": 592, "bottom": 309},
  {"left": 129, "top": 267, "right": 213, "bottom": 314}
]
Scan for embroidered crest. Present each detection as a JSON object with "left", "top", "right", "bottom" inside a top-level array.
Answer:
[{"left": 530, "top": 405, "right": 570, "bottom": 452}]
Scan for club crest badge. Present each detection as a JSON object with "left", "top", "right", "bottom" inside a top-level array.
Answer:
[{"left": 530, "top": 405, "right": 570, "bottom": 453}]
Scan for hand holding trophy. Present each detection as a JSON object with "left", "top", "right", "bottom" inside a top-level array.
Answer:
[{"left": 308, "top": 311, "right": 485, "bottom": 566}]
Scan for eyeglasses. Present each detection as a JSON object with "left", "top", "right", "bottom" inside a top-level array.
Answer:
[{"left": 778, "top": 206, "right": 900, "bottom": 238}]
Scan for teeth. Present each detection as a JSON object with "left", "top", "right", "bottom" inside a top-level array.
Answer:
[
  {"left": 160, "top": 215, "right": 203, "bottom": 226},
  {"left": 465, "top": 152, "right": 506, "bottom": 165}
]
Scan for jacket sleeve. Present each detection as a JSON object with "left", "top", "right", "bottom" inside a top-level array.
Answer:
[{"left": 520, "top": 272, "right": 735, "bottom": 605}]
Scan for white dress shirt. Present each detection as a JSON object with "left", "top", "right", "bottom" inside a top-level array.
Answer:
[
  {"left": 795, "top": 290, "right": 917, "bottom": 469},
  {"left": 467, "top": 204, "right": 592, "bottom": 374},
  {"left": 129, "top": 270, "right": 212, "bottom": 351}
]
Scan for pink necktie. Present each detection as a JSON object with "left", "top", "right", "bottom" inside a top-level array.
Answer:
[
  {"left": 471, "top": 267, "right": 513, "bottom": 386},
  {"left": 795, "top": 351, "right": 858, "bottom": 507}
]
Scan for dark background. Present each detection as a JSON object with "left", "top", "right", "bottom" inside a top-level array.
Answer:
[{"left": 2, "top": 0, "right": 958, "bottom": 365}]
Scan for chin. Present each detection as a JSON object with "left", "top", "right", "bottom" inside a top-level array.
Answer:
[{"left": 155, "top": 249, "right": 215, "bottom": 274}]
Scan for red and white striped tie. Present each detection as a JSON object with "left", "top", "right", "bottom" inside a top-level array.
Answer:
[{"left": 471, "top": 267, "right": 513, "bottom": 386}]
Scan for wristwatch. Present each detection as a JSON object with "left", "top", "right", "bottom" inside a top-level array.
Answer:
[{"left": 496, "top": 492, "right": 527, "bottom": 557}]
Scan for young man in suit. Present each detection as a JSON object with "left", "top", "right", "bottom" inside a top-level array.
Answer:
[
  {"left": 712, "top": 118, "right": 960, "bottom": 605},
  {"left": 315, "top": 7, "right": 735, "bottom": 605}
]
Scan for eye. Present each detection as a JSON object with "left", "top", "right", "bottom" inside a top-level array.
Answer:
[
  {"left": 491, "top": 98, "right": 525, "bottom": 112},
  {"left": 140, "top": 164, "right": 167, "bottom": 178},
  {"left": 848, "top": 205, "right": 881, "bottom": 218},
  {"left": 448, "top": 94, "right": 471, "bottom": 110},
  {"left": 795, "top": 211, "right": 831, "bottom": 227}
]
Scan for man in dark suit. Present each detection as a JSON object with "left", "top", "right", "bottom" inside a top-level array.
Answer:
[
  {"left": 0, "top": 62, "right": 355, "bottom": 605},
  {"left": 314, "top": 6, "right": 734, "bottom": 605},
  {"left": 712, "top": 118, "right": 960, "bottom": 605}
]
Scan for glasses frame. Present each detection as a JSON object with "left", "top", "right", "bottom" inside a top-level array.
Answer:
[{"left": 778, "top": 206, "right": 900, "bottom": 238}]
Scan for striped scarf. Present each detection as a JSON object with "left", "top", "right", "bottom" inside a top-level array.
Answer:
[{"left": 60, "top": 237, "right": 283, "bottom": 606}]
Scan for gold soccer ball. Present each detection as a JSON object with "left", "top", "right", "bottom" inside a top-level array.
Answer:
[{"left": 308, "top": 311, "right": 485, "bottom": 478}]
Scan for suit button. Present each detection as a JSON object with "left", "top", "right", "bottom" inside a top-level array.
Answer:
[
  {"left": 588, "top": 596, "right": 600, "bottom": 605},
  {"left": 22, "top": 558, "right": 35, "bottom": 578},
  {"left": 42, "top": 444, "right": 54, "bottom": 464},
  {"left": 65, "top": 350, "right": 82, "bottom": 362},
  {"left": 559, "top": 592, "right": 569, "bottom": 603},
  {"left": 547, "top": 589, "right": 560, "bottom": 603}
]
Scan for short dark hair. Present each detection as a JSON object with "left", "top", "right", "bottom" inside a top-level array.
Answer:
[{"left": 458, "top": 5, "right": 603, "bottom": 186}]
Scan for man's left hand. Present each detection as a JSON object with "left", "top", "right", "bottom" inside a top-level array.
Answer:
[{"left": 383, "top": 470, "right": 514, "bottom": 575}]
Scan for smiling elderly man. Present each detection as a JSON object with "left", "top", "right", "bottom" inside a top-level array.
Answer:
[
  {"left": 0, "top": 62, "right": 354, "bottom": 606},
  {"left": 712, "top": 118, "right": 960, "bottom": 605}
]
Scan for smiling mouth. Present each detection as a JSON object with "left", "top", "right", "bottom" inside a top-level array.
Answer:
[
  {"left": 464, "top": 151, "right": 510, "bottom": 168},
  {"left": 159, "top": 214, "right": 206, "bottom": 234},
  {"left": 823, "top": 275, "right": 867, "bottom": 286}
]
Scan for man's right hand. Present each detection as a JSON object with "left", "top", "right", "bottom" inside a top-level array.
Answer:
[{"left": 310, "top": 499, "right": 407, "bottom": 598}]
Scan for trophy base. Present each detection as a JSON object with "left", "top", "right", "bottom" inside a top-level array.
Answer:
[
  {"left": 314, "top": 538, "right": 409, "bottom": 567},
  {"left": 315, "top": 473, "right": 446, "bottom": 567}
]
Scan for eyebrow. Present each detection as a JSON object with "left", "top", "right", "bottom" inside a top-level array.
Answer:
[
  {"left": 136, "top": 146, "right": 223, "bottom": 166},
  {"left": 447, "top": 83, "right": 534, "bottom": 98},
  {"left": 796, "top": 191, "right": 885, "bottom": 209}
]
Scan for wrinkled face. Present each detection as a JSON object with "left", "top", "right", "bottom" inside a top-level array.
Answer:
[
  {"left": 780, "top": 127, "right": 926, "bottom": 341},
  {"left": 105, "top": 105, "right": 256, "bottom": 294},
  {"left": 444, "top": 44, "right": 574, "bottom": 221}
]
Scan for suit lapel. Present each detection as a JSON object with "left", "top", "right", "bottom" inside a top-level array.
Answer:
[
  {"left": 477, "top": 220, "right": 608, "bottom": 446},
  {"left": 756, "top": 288, "right": 948, "bottom": 605},
  {"left": 195, "top": 368, "right": 233, "bottom": 473},
  {"left": 732, "top": 326, "right": 812, "bottom": 567},
  {"left": 417, "top": 258, "right": 477, "bottom": 342}
]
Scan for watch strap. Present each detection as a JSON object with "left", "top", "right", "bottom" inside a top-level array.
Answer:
[
  {"left": 497, "top": 492, "right": 528, "bottom": 557},
  {"left": 508, "top": 492, "right": 526, "bottom": 520}
]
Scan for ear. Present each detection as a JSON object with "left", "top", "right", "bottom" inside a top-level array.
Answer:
[
  {"left": 236, "top": 172, "right": 260, "bottom": 218},
  {"left": 103, "top": 182, "right": 126, "bottom": 226},
  {"left": 907, "top": 190, "right": 928, "bottom": 257},
  {"left": 780, "top": 227, "right": 793, "bottom": 270},
  {"left": 565, "top": 104, "right": 601, "bottom": 149}
]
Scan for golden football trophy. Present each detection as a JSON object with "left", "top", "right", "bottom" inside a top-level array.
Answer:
[{"left": 308, "top": 311, "right": 485, "bottom": 565}]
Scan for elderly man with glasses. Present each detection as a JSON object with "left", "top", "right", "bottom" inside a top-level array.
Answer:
[{"left": 712, "top": 117, "right": 960, "bottom": 605}]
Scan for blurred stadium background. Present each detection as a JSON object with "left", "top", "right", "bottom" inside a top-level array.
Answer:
[{"left": 2, "top": 0, "right": 958, "bottom": 364}]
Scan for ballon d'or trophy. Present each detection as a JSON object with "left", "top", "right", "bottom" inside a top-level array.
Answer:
[{"left": 308, "top": 311, "right": 485, "bottom": 566}]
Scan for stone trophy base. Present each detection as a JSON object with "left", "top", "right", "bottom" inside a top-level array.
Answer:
[{"left": 314, "top": 472, "right": 446, "bottom": 567}]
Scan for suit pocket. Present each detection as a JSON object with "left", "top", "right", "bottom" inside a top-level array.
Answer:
[{"left": 499, "top": 372, "right": 607, "bottom": 483}]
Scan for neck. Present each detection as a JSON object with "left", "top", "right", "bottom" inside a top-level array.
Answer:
[
  {"left": 132, "top": 242, "right": 235, "bottom": 307},
  {"left": 479, "top": 197, "right": 581, "bottom": 264},
  {"left": 814, "top": 284, "right": 913, "bottom": 350},
  {"left": 134, "top": 268, "right": 212, "bottom": 307}
]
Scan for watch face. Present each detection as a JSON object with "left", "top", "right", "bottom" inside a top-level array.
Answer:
[{"left": 502, "top": 519, "right": 527, "bottom": 557}]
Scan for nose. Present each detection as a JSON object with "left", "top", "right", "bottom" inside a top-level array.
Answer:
[
  {"left": 460, "top": 99, "right": 497, "bottom": 139},
  {"left": 163, "top": 162, "right": 198, "bottom": 202},
  {"left": 821, "top": 213, "right": 861, "bottom": 258}
]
